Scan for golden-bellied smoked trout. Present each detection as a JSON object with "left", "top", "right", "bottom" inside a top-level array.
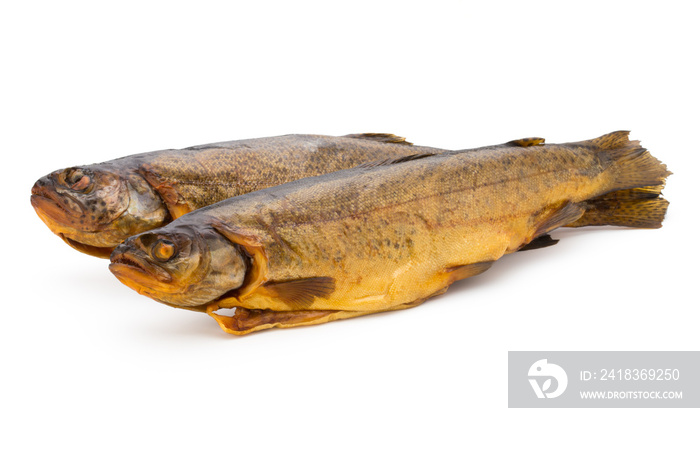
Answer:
[
  {"left": 108, "top": 131, "right": 671, "bottom": 335},
  {"left": 31, "top": 133, "right": 439, "bottom": 258}
]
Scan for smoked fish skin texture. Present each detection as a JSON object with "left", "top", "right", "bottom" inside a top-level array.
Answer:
[
  {"left": 30, "top": 134, "right": 438, "bottom": 257},
  {"left": 109, "top": 131, "right": 670, "bottom": 334}
]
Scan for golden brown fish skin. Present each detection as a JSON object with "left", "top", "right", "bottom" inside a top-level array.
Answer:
[
  {"left": 31, "top": 134, "right": 440, "bottom": 257},
  {"left": 109, "top": 131, "right": 670, "bottom": 334},
  {"left": 31, "top": 164, "right": 169, "bottom": 257},
  {"left": 140, "top": 134, "right": 439, "bottom": 215}
]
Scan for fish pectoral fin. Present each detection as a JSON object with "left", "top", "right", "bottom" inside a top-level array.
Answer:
[
  {"left": 508, "top": 137, "right": 545, "bottom": 147},
  {"left": 444, "top": 261, "right": 495, "bottom": 283},
  {"left": 262, "top": 277, "right": 336, "bottom": 308},
  {"left": 518, "top": 234, "right": 559, "bottom": 252},
  {"left": 342, "top": 133, "right": 413, "bottom": 145},
  {"left": 208, "top": 308, "right": 338, "bottom": 335}
]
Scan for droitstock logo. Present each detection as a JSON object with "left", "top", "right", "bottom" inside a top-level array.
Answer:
[
  {"left": 509, "top": 352, "right": 698, "bottom": 408},
  {"left": 528, "top": 359, "right": 568, "bottom": 399}
]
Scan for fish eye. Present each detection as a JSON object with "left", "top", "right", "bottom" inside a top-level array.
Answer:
[
  {"left": 63, "top": 168, "right": 93, "bottom": 193},
  {"left": 152, "top": 239, "right": 177, "bottom": 262}
]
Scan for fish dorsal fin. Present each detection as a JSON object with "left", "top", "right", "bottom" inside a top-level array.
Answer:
[
  {"left": 357, "top": 152, "right": 440, "bottom": 169},
  {"left": 508, "top": 137, "right": 545, "bottom": 147},
  {"left": 262, "top": 277, "right": 336, "bottom": 308},
  {"left": 211, "top": 222, "right": 269, "bottom": 300},
  {"left": 343, "top": 133, "right": 413, "bottom": 145}
]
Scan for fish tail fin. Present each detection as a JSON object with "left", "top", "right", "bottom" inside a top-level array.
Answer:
[
  {"left": 570, "top": 131, "right": 672, "bottom": 229},
  {"left": 592, "top": 131, "right": 672, "bottom": 192},
  {"left": 567, "top": 187, "right": 669, "bottom": 229}
]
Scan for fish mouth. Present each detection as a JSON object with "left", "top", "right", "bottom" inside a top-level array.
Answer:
[
  {"left": 110, "top": 251, "right": 173, "bottom": 285},
  {"left": 32, "top": 194, "right": 116, "bottom": 258},
  {"left": 30, "top": 193, "right": 81, "bottom": 225},
  {"left": 30, "top": 182, "right": 83, "bottom": 221}
]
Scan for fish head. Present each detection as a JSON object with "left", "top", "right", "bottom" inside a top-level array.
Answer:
[
  {"left": 109, "top": 224, "right": 247, "bottom": 308},
  {"left": 31, "top": 165, "right": 169, "bottom": 258}
]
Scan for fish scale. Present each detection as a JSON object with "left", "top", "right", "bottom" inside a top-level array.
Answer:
[
  {"left": 31, "top": 133, "right": 438, "bottom": 257},
  {"left": 109, "top": 131, "right": 671, "bottom": 334}
]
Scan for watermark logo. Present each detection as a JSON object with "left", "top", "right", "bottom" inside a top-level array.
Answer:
[
  {"left": 528, "top": 359, "right": 568, "bottom": 399},
  {"left": 509, "top": 352, "right": 697, "bottom": 408}
]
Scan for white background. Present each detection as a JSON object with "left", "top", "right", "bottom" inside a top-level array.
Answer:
[{"left": 2, "top": 1, "right": 698, "bottom": 464}]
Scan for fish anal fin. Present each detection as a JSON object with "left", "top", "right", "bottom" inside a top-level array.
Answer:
[
  {"left": 444, "top": 261, "right": 495, "bottom": 283},
  {"left": 518, "top": 234, "right": 559, "bottom": 251},
  {"left": 532, "top": 202, "right": 585, "bottom": 238},
  {"left": 211, "top": 222, "right": 268, "bottom": 299},
  {"left": 343, "top": 133, "right": 413, "bottom": 145},
  {"left": 508, "top": 137, "right": 545, "bottom": 147},
  {"left": 262, "top": 276, "right": 336, "bottom": 308}
]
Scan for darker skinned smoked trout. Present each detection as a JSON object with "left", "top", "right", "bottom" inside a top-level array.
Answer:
[
  {"left": 108, "top": 131, "right": 671, "bottom": 334},
  {"left": 30, "top": 133, "right": 439, "bottom": 257}
]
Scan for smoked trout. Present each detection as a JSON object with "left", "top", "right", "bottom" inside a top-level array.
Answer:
[
  {"left": 108, "top": 131, "right": 671, "bottom": 335},
  {"left": 31, "top": 133, "right": 440, "bottom": 258}
]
